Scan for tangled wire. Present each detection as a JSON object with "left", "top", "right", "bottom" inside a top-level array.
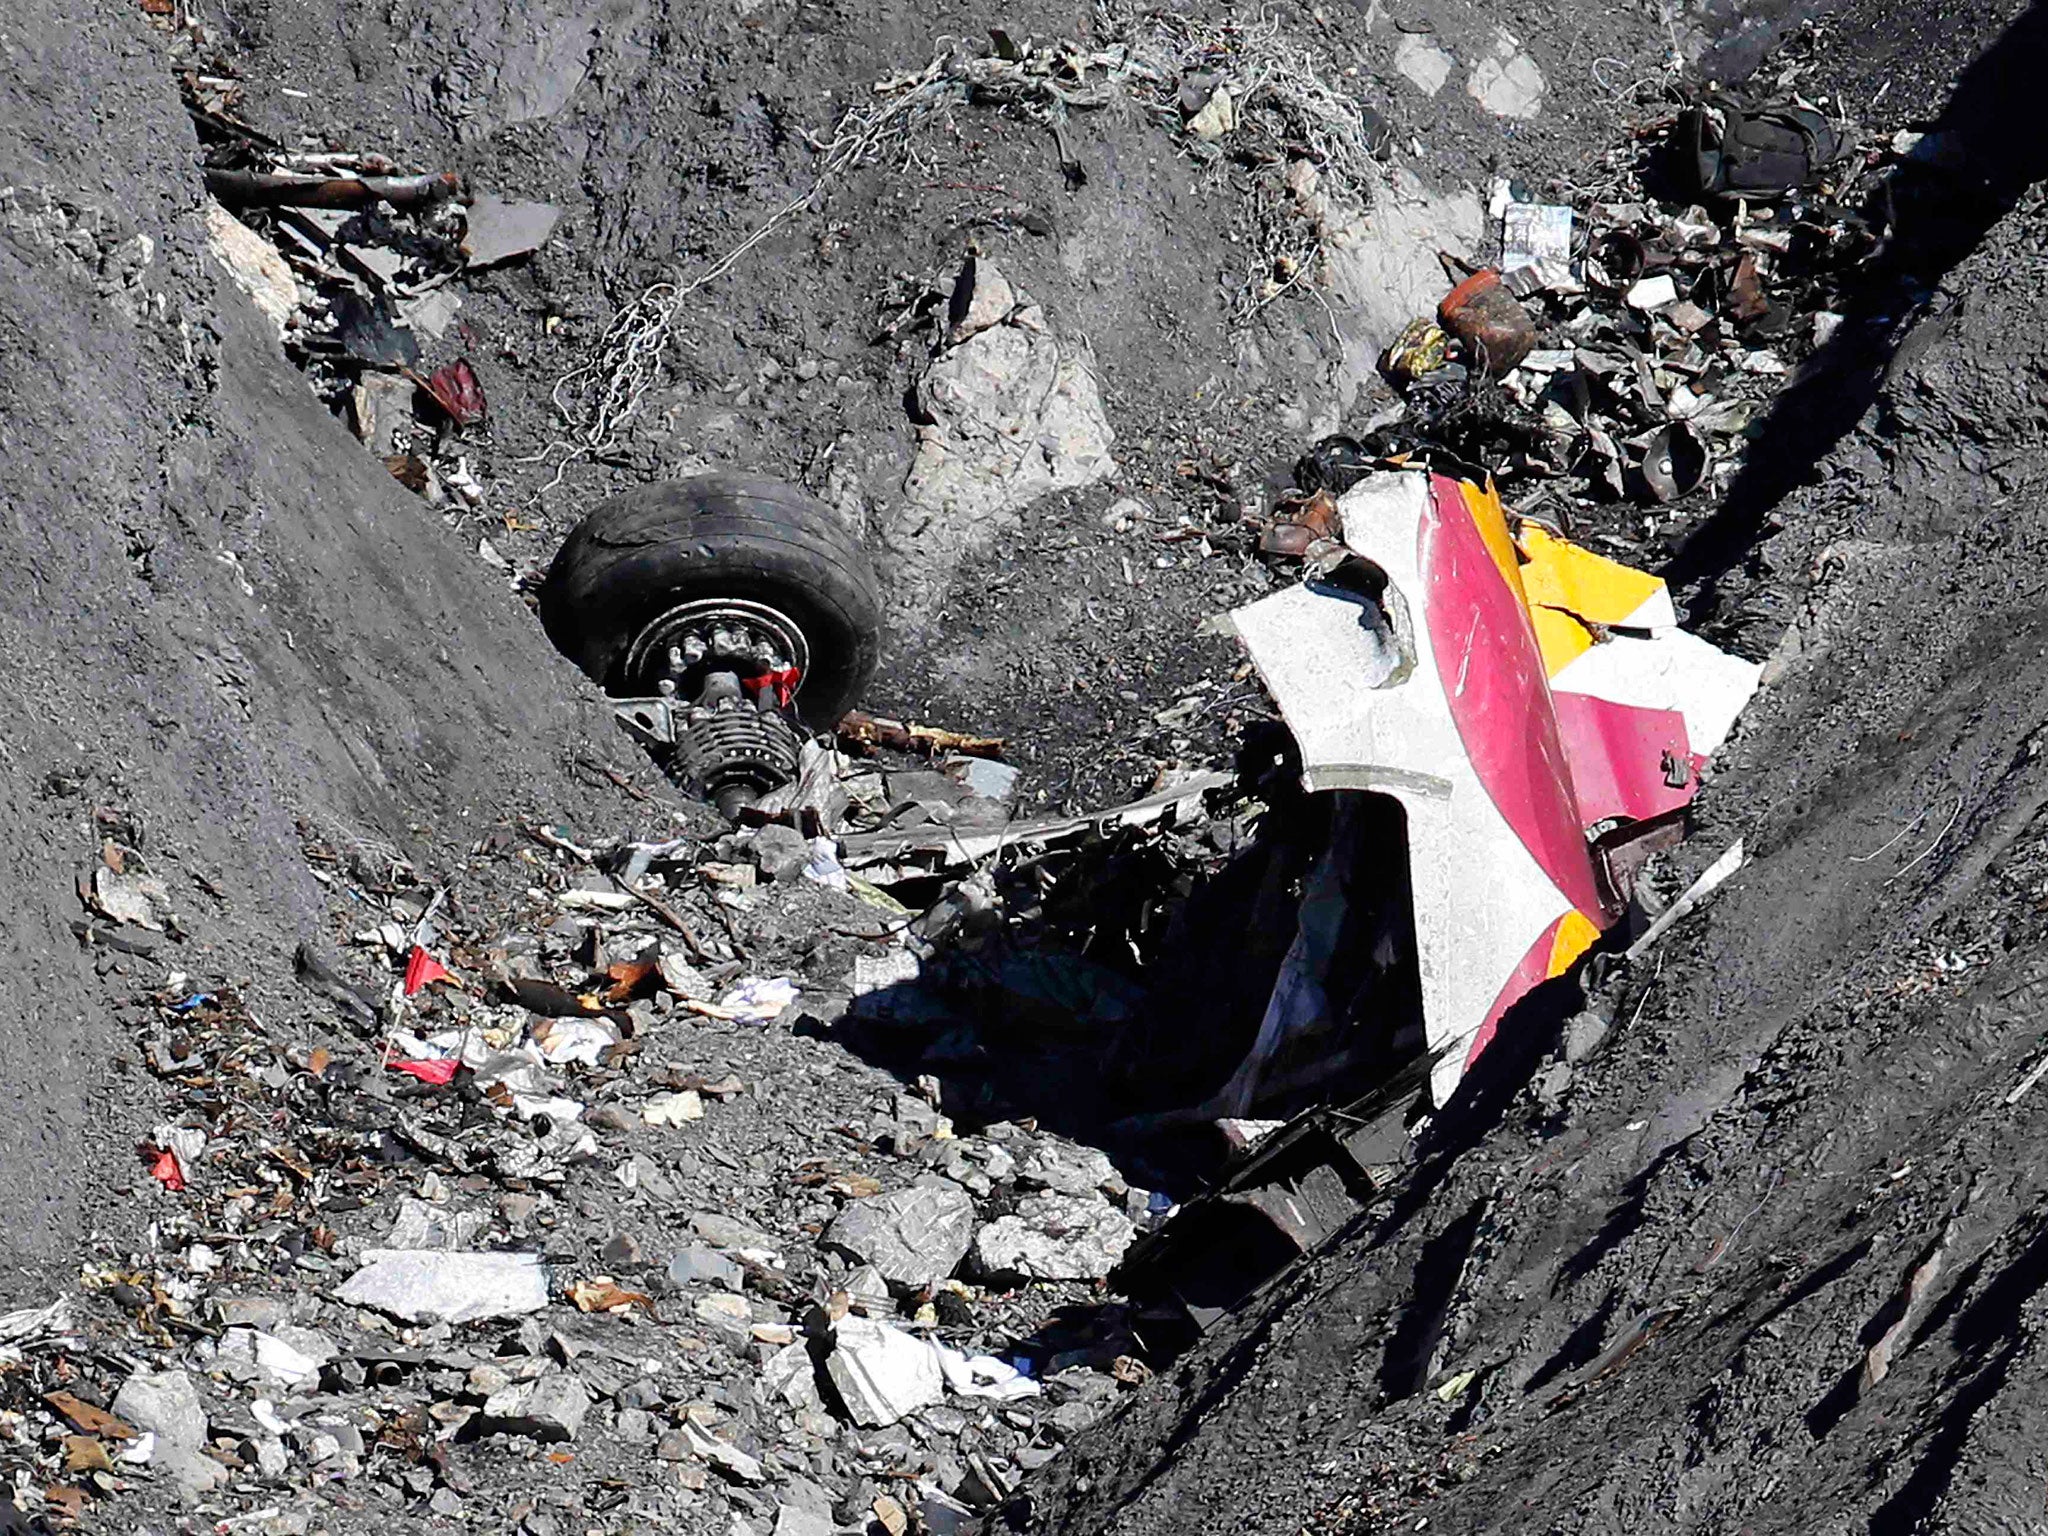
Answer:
[{"left": 532, "top": 8, "right": 1387, "bottom": 483}]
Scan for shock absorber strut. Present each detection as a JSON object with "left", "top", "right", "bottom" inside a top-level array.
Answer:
[{"left": 666, "top": 673, "right": 802, "bottom": 820}]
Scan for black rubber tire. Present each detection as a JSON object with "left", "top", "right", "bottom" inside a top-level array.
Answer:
[{"left": 539, "top": 473, "right": 882, "bottom": 727}]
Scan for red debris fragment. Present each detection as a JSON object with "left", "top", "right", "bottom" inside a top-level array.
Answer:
[
  {"left": 142, "top": 1145, "right": 186, "bottom": 1192},
  {"left": 602, "top": 957, "right": 660, "bottom": 1005},
  {"left": 419, "top": 359, "right": 486, "bottom": 426},
  {"left": 1728, "top": 251, "right": 1769, "bottom": 322},
  {"left": 388, "top": 1058, "right": 460, "bottom": 1086},
  {"left": 403, "top": 945, "right": 452, "bottom": 996},
  {"left": 1437, "top": 268, "right": 1537, "bottom": 376},
  {"left": 43, "top": 1487, "right": 86, "bottom": 1522},
  {"left": 743, "top": 668, "right": 802, "bottom": 708}
]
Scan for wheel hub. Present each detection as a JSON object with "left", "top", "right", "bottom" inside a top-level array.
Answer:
[
  {"left": 619, "top": 597, "right": 810, "bottom": 700},
  {"left": 611, "top": 599, "right": 811, "bottom": 819}
]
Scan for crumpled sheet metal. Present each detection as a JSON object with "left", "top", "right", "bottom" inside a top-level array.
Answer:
[
  {"left": 1230, "top": 468, "right": 1759, "bottom": 1104},
  {"left": 838, "top": 770, "right": 1232, "bottom": 869},
  {"left": 1518, "top": 520, "right": 1760, "bottom": 824}
]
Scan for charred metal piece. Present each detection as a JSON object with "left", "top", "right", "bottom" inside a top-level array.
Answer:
[{"left": 1118, "top": 1087, "right": 1416, "bottom": 1351}]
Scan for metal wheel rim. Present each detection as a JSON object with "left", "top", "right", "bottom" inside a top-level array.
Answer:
[{"left": 619, "top": 597, "right": 812, "bottom": 691}]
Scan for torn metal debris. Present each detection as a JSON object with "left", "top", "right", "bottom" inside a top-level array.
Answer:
[
  {"left": 1355, "top": 92, "right": 1884, "bottom": 510},
  {"left": 1227, "top": 465, "right": 1759, "bottom": 1106},
  {"left": 189, "top": 84, "right": 552, "bottom": 522}
]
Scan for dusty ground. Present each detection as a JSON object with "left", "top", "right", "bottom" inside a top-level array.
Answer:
[
  {"left": 7, "top": 0, "right": 2047, "bottom": 1529},
  {"left": 0, "top": 0, "right": 643, "bottom": 1285}
]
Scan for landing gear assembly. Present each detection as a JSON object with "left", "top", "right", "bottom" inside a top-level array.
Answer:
[{"left": 538, "top": 473, "right": 883, "bottom": 818}]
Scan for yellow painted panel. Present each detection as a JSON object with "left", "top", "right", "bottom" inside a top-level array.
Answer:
[
  {"left": 1548, "top": 908, "right": 1602, "bottom": 977},
  {"left": 1457, "top": 476, "right": 1531, "bottom": 607},
  {"left": 1517, "top": 522, "right": 1668, "bottom": 677}
]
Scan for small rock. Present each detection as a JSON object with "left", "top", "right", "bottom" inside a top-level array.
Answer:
[
  {"left": 468, "top": 1362, "right": 513, "bottom": 1396},
  {"left": 617, "top": 1378, "right": 665, "bottom": 1412},
  {"left": 746, "top": 825, "right": 811, "bottom": 882},
  {"left": 1467, "top": 49, "right": 1545, "bottom": 118},
  {"left": 969, "top": 1142, "right": 1017, "bottom": 1181},
  {"left": 761, "top": 1341, "right": 820, "bottom": 1408},
  {"left": 502, "top": 1193, "right": 542, "bottom": 1227},
  {"left": 1563, "top": 1010, "right": 1610, "bottom": 1064},
  {"left": 1393, "top": 32, "right": 1454, "bottom": 95},
  {"left": 946, "top": 255, "right": 1016, "bottom": 343},
  {"left": 688, "top": 1211, "right": 784, "bottom": 1256},
  {"left": 401, "top": 287, "right": 461, "bottom": 341},
  {"left": 843, "top": 1265, "right": 892, "bottom": 1310},
  {"left": 602, "top": 1234, "right": 644, "bottom": 1267},
  {"left": 1016, "top": 1143, "right": 1119, "bottom": 1198},
  {"left": 111, "top": 1369, "right": 206, "bottom": 1454},
  {"left": 658, "top": 952, "right": 715, "bottom": 1000},
  {"left": 336, "top": 1249, "right": 548, "bottom": 1324},
  {"left": 111, "top": 1369, "right": 224, "bottom": 1498},
  {"left": 1187, "top": 85, "right": 1236, "bottom": 138},
  {"left": 480, "top": 1375, "right": 590, "bottom": 1443},
  {"left": 682, "top": 1421, "right": 765, "bottom": 1483},
  {"left": 430, "top": 1488, "right": 464, "bottom": 1517},
  {"left": 892, "top": 1093, "right": 942, "bottom": 1134},
  {"left": 668, "top": 1245, "right": 744, "bottom": 1290},
  {"left": 822, "top": 1183, "right": 976, "bottom": 1292},
  {"left": 695, "top": 1293, "right": 752, "bottom": 1326},
  {"left": 973, "top": 1194, "right": 1134, "bottom": 1281},
  {"left": 215, "top": 1296, "right": 290, "bottom": 1330},
  {"left": 898, "top": 297, "right": 1115, "bottom": 618},
  {"left": 251, "top": 1435, "right": 289, "bottom": 1477},
  {"left": 772, "top": 1505, "right": 834, "bottom": 1536},
  {"left": 385, "top": 1197, "right": 489, "bottom": 1251},
  {"left": 205, "top": 201, "right": 299, "bottom": 338},
  {"left": 825, "top": 1317, "right": 944, "bottom": 1427},
  {"left": 1047, "top": 1400, "right": 1104, "bottom": 1437},
  {"left": 462, "top": 196, "right": 562, "bottom": 267}
]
